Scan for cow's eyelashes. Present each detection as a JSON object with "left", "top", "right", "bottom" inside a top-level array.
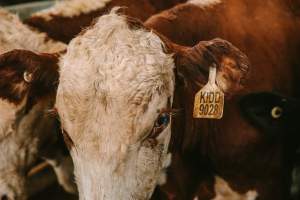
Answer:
[
  {"left": 155, "top": 113, "right": 170, "bottom": 128},
  {"left": 148, "top": 112, "right": 171, "bottom": 139}
]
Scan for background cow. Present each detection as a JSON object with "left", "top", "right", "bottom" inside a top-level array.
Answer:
[
  {"left": 25, "top": 0, "right": 187, "bottom": 43},
  {"left": 0, "top": 8, "right": 76, "bottom": 199},
  {"left": 240, "top": 92, "right": 300, "bottom": 200}
]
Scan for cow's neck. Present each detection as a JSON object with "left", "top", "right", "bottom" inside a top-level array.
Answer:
[{"left": 0, "top": 97, "right": 56, "bottom": 168}]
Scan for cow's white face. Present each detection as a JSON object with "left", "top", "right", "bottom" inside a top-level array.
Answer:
[
  {"left": 0, "top": 100, "right": 27, "bottom": 199},
  {"left": 56, "top": 11, "right": 175, "bottom": 199},
  {"left": 0, "top": 96, "right": 57, "bottom": 199}
]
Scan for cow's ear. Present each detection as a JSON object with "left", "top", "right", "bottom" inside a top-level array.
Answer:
[
  {"left": 0, "top": 49, "right": 59, "bottom": 106},
  {"left": 173, "top": 38, "right": 250, "bottom": 98}
]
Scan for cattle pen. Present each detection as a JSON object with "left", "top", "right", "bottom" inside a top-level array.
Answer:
[{"left": 0, "top": 0, "right": 299, "bottom": 200}]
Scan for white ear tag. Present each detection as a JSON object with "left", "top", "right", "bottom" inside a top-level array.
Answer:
[
  {"left": 193, "top": 65, "right": 224, "bottom": 119},
  {"left": 23, "top": 71, "right": 33, "bottom": 83}
]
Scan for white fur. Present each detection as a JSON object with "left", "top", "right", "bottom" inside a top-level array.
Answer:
[
  {"left": 0, "top": 172, "right": 26, "bottom": 199},
  {"left": 0, "top": 8, "right": 66, "bottom": 54},
  {"left": 0, "top": 100, "right": 20, "bottom": 138},
  {"left": 0, "top": 99, "right": 42, "bottom": 199},
  {"left": 188, "top": 0, "right": 222, "bottom": 8},
  {"left": 32, "top": 0, "right": 112, "bottom": 21},
  {"left": 212, "top": 176, "right": 258, "bottom": 200},
  {"left": 56, "top": 11, "right": 175, "bottom": 200}
]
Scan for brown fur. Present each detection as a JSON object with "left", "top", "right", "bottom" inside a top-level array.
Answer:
[
  {"left": 25, "top": 0, "right": 187, "bottom": 43},
  {"left": 145, "top": 0, "right": 300, "bottom": 199},
  {"left": 149, "top": 0, "right": 187, "bottom": 11},
  {"left": 0, "top": 50, "right": 59, "bottom": 109}
]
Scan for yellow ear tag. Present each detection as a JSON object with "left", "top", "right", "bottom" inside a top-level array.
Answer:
[{"left": 193, "top": 65, "right": 224, "bottom": 119}]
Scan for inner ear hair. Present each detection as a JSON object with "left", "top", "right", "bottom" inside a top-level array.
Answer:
[{"left": 171, "top": 38, "right": 250, "bottom": 95}]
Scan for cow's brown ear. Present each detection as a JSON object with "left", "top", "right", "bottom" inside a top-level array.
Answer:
[
  {"left": 173, "top": 38, "right": 250, "bottom": 97},
  {"left": 0, "top": 49, "right": 59, "bottom": 106}
]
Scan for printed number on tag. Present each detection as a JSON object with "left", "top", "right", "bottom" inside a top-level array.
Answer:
[{"left": 193, "top": 65, "right": 224, "bottom": 119}]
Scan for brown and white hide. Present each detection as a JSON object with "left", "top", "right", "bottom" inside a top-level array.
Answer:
[
  {"left": 0, "top": 8, "right": 76, "bottom": 199},
  {"left": 25, "top": 0, "right": 187, "bottom": 43}
]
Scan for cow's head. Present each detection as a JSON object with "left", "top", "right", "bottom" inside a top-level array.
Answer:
[
  {"left": 240, "top": 92, "right": 300, "bottom": 148},
  {"left": 9, "top": 11, "right": 249, "bottom": 199},
  {"left": 53, "top": 12, "right": 250, "bottom": 199},
  {"left": 0, "top": 50, "right": 59, "bottom": 199}
]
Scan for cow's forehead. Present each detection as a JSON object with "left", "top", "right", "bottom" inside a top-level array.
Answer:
[{"left": 57, "top": 12, "right": 175, "bottom": 116}]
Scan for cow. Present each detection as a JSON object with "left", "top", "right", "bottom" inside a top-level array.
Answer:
[
  {"left": 240, "top": 92, "right": 300, "bottom": 137},
  {"left": 0, "top": 8, "right": 76, "bottom": 199},
  {"left": 25, "top": 0, "right": 187, "bottom": 43},
  {"left": 143, "top": 0, "right": 300, "bottom": 199},
  {"left": 4, "top": 0, "right": 299, "bottom": 199},
  {"left": 0, "top": 10, "right": 251, "bottom": 199},
  {"left": 240, "top": 92, "right": 300, "bottom": 200}
]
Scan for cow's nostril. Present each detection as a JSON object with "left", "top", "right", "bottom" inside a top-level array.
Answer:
[{"left": 1, "top": 195, "right": 9, "bottom": 200}]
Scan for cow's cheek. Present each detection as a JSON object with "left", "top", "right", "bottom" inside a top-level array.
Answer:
[
  {"left": 132, "top": 145, "right": 164, "bottom": 199},
  {"left": 133, "top": 129, "right": 172, "bottom": 198}
]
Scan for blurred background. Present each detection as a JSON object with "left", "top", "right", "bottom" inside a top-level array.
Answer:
[
  {"left": 0, "top": 0, "right": 55, "bottom": 19},
  {"left": 0, "top": 0, "right": 46, "bottom": 6},
  {"left": 0, "top": 2, "right": 77, "bottom": 199}
]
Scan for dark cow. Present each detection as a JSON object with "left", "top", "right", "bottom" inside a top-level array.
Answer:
[
  {"left": 240, "top": 92, "right": 300, "bottom": 200},
  {"left": 240, "top": 92, "right": 300, "bottom": 138},
  {"left": 25, "top": 0, "right": 187, "bottom": 43}
]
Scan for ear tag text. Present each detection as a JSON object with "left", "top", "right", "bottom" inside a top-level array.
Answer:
[{"left": 193, "top": 65, "right": 224, "bottom": 119}]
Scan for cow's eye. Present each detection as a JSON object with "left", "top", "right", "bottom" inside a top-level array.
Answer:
[
  {"left": 147, "top": 112, "right": 171, "bottom": 139},
  {"left": 155, "top": 113, "right": 170, "bottom": 128},
  {"left": 271, "top": 106, "right": 283, "bottom": 119}
]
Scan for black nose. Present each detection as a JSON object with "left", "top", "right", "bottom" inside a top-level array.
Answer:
[{"left": 1, "top": 195, "right": 9, "bottom": 200}]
